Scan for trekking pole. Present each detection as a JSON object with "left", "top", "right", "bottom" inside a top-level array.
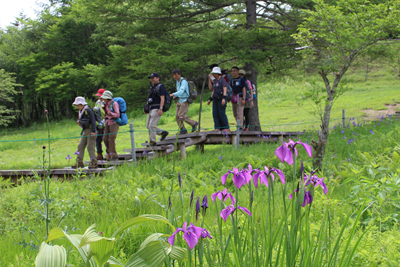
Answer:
[
  {"left": 198, "top": 77, "right": 207, "bottom": 132},
  {"left": 130, "top": 120, "right": 136, "bottom": 162}
]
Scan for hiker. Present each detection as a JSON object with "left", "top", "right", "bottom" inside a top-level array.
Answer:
[
  {"left": 94, "top": 88, "right": 106, "bottom": 160},
  {"left": 72, "top": 96, "right": 98, "bottom": 169},
  {"left": 100, "top": 90, "right": 120, "bottom": 160},
  {"left": 239, "top": 70, "right": 254, "bottom": 131},
  {"left": 144, "top": 72, "right": 169, "bottom": 146},
  {"left": 206, "top": 67, "right": 230, "bottom": 131},
  {"left": 208, "top": 64, "right": 219, "bottom": 91},
  {"left": 230, "top": 66, "right": 246, "bottom": 130},
  {"left": 170, "top": 69, "right": 198, "bottom": 134}
]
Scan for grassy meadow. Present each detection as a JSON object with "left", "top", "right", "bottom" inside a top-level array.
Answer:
[{"left": 1, "top": 60, "right": 400, "bottom": 266}]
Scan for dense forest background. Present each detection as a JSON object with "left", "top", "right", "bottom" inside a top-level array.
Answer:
[{"left": 1, "top": 0, "right": 399, "bottom": 129}]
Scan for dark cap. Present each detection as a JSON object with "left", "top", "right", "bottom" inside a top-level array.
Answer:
[{"left": 148, "top": 73, "right": 160, "bottom": 78}]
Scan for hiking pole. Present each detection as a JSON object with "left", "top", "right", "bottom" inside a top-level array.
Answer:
[{"left": 198, "top": 77, "right": 207, "bottom": 132}]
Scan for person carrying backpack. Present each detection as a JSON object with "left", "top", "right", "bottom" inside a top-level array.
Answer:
[
  {"left": 170, "top": 69, "right": 199, "bottom": 135},
  {"left": 144, "top": 72, "right": 169, "bottom": 146},
  {"left": 100, "top": 90, "right": 120, "bottom": 160},
  {"left": 230, "top": 66, "right": 246, "bottom": 131},
  {"left": 94, "top": 88, "right": 106, "bottom": 160},
  {"left": 72, "top": 96, "right": 98, "bottom": 169},
  {"left": 206, "top": 67, "right": 230, "bottom": 132},
  {"left": 239, "top": 70, "right": 254, "bottom": 131}
]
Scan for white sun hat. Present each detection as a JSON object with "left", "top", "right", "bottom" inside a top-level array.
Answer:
[
  {"left": 211, "top": 66, "right": 222, "bottom": 74},
  {"left": 72, "top": 96, "right": 87, "bottom": 105}
]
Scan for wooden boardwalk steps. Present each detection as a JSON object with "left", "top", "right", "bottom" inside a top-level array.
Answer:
[{"left": 1, "top": 130, "right": 299, "bottom": 181}]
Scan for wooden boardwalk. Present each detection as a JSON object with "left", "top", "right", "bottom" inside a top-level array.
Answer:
[{"left": 1, "top": 130, "right": 298, "bottom": 181}]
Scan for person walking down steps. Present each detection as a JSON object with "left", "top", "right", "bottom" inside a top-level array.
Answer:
[{"left": 72, "top": 96, "right": 98, "bottom": 169}]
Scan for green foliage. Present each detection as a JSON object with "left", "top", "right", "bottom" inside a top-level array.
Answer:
[{"left": 0, "top": 69, "right": 21, "bottom": 126}]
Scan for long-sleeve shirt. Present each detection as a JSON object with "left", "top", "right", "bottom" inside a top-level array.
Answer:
[
  {"left": 173, "top": 77, "right": 190, "bottom": 103},
  {"left": 78, "top": 106, "right": 96, "bottom": 134},
  {"left": 105, "top": 100, "right": 120, "bottom": 126}
]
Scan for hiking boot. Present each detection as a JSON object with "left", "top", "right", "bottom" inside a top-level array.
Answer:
[
  {"left": 88, "top": 163, "right": 98, "bottom": 169},
  {"left": 192, "top": 122, "right": 199, "bottom": 133},
  {"left": 147, "top": 142, "right": 157, "bottom": 147},
  {"left": 71, "top": 162, "right": 84, "bottom": 169},
  {"left": 96, "top": 153, "right": 104, "bottom": 160},
  {"left": 105, "top": 153, "right": 110, "bottom": 160},
  {"left": 160, "top": 131, "right": 169, "bottom": 141},
  {"left": 180, "top": 129, "right": 188, "bottom": 135}
]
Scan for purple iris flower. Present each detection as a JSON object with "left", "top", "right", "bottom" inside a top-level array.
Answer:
[
  {"left": 74, "top": 151, "right": 80, "bottom": 155},
  {"left": 275, "top": 139, "right": 312, "bottom": 165},
  {"left": 341, "top": 129, "right": 344, "bottom": 134},
  {"left": 201, "top": 194, "right": 208, "bottom": 215},
  {"left": 211, "top": 189, "right": 236, "bottom": 205},
  {"left": 252, "top": 166, "right": 285, "bottom": 188},
  {"left": 370, "top": 130, "right": 374, "bottom": 134},
  {"left": 218, "top": 156, "right": 223, "bottom": 160},
  {"left": 66, "top": 155, "right": 72, "bottom": 160},
  {"left": 168, "top": 222, "right": 203, "bottom": 250},
  {"left": 221, "top": 166, "right": 252, "bottom": 189},
  {"left": 220, "top": 205, "right": 252, "bottom": 222},
  {"left": 347, "top": 158, "right": 350, "bottom": 161},
  {"left": 343, "top": 136, "right": 346, "bottom": 139},
  {"left": 178, "top": 172, "right": 182, "bottom": 188},
  {"left": 289, "top": 189, "right": 313, "bottom": 207},
  {"left": 333, "top": 126, "right": 337, "bottom": 130},
  {"left": 201, "top": 228, "right": 212, "bottom": 239},
  {"left": 196, "top": 197, "right": 200, "bottom": 220},
  {"left": 303, "top": 172, "right": 328, "bottom": 194}
]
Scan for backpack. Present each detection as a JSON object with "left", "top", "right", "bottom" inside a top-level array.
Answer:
[
  {"left": 110, "top": 97, "right": 128, "bottom": 126},
  {"left": 153, "top": 84, "right": 171, "bottom": 112},
  {"left": 183, "top": 78, "right": 197, "bottom": 104},
  {"left": 92, "top": 106, "right": 105, "bottom": 129},
  {"left": 252, "top": 83, "right": 257, "bottom": 100},
  {"left": 226, "top": 85, "right": 233, "bottom": 102}
]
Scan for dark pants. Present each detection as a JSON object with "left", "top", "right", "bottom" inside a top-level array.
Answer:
[
  {"left": 243, "top": 108, "right": 250, "bottom": 129},
  {"left": 212, "top": 98, "right": 229, "bottom": 130},
  {"left": 96, "top": 128, "right": 104, "bottom": 154}
]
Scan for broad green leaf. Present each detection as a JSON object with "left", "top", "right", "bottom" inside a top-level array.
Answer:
[
  {"left": 112, "top": 215, "right": 175, "bottom": 238},
  {"left": 91, "top": 239, "right": 115, "bottom": 267},
  {"left": 47, "top": 227, "right": 66, "bottom": 242},
  {"left": 35, "top": 242, "right": 66, "bottom": 267},
  {"left": 79, "top": 224, "right": 115, "bottom": 247},
  {"left": 124, "top": 240, "right": 187, "bottom": 267},
  {"left": 108, "top": 256, "right": 124, "bottom": 267}
]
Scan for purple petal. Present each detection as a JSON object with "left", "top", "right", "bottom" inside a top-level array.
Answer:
[
  {"left": 211, "top": 192, "right": 219, "bottom": 202},
  {"left": 201, "top": 229, "right": 213, "bottom": 239},
  {"left": 298, "top": 142, "right": 312, "bottom": 158},
  {"left": 232, "top": 173, "right": 246, "bottom": 189},
  {"left": 275, "top": 145, "right": 286, "bottom": 163},
  {"left": 183, "top": 230, "right": 199, "bottom": 250},
  {"left": 237, "top": 206, "right": 252, "bottom": 216},
  {"left": 253, "top": 172, "right": 261, "bottom": 188},
  {"left": 220, "top": 206, "right": 235, "bottom": 222},
  {"left": 221, "top": 173, "right": 229, "bottom": 185},
  {"left": 226, "top": 193, "right": 236, "bottom": 205},
  {"left": 284, "top": 148, "right": 294, "bottom": 165},
  {"left": 188, "top": 223, "right": 203, "bottom": 239},
  {"left": 168, "top": 228, "right": 183, "bottom": 246},
  {"left": 274, "top": 169, "right": 286, "bottom": 184}
]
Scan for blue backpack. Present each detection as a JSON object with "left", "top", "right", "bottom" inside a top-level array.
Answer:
[{"left": 110, "top": 97, "right": 128, "bottom": 126}]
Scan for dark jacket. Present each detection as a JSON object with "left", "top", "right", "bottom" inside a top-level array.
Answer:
[{"left": 78, "top": 107, "right": 96, "bottom": 134}]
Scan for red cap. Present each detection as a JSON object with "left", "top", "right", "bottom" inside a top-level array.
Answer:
[{"left": 96, "top": 88, "right": 105, "bottom": 96}]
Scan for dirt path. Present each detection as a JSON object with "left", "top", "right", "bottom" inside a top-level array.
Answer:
[{"left": 360, "top": 103, "right": 400, "bottom": 119}]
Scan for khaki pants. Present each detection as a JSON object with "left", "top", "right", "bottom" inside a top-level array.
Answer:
[
  {"left": 176, "top": 102, "right": 197, "bottom": 130},
  {"left": 76, "top": 128, "right": 97, "bottom": 164},
  {"left": 146, "top": 109, "right": 165, "bottom": 143},
  {"left": 232, "top": 96, "right": 244, "bottom": 128},
  {"left": 104, "top": 123, "right": 119, "bottom": 158}
]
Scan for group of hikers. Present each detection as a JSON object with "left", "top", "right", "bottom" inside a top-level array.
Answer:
[{"left": 71, "top": 64, "right": 255, "bottom": 168}]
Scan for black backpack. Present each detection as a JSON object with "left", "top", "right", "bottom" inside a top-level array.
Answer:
[{"left": 152, "top": 84, "right": 171, "bottom": 112}]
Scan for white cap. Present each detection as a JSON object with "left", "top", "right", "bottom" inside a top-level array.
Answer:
[
  {"left": 211, "top": 66, "right": 222, "bottom": 74},
  {"left": 72, "top": 96, "right": 87, "bottom": 105}
]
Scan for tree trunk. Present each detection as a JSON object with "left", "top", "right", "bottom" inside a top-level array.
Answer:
[{"left": 245, "top": 0, "right": 262, "bottom": 131}]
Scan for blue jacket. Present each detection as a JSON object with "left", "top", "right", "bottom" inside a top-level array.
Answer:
[{"left": 173, "top": 77, "right": 190, "bottom": 103}]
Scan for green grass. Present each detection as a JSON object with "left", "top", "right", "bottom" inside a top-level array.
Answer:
[
  {"left": 1, "top": 59, "right": 399, "bottom": 170},
  {"left": 1, "top": 59, "right": 400, "bottom": 266}
]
